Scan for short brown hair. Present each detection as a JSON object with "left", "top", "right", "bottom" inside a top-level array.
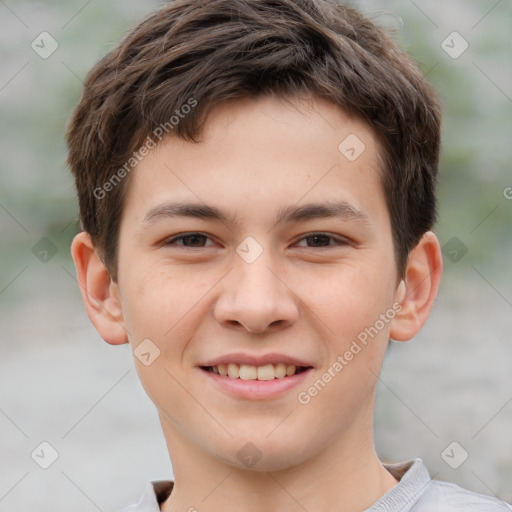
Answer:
[{"left": 66, "top": 0, "right": 441, "bottom": 281}]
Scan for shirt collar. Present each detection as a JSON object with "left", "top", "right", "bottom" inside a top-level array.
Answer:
[
  {"left": 128, "top": 458, "right": 431, "bottom": 512},
  {"left": 366, "top": 458, "right": 432, "bottom": 511}
]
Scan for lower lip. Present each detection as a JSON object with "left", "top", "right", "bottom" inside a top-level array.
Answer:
[{"left": 199, "top": 367, "right": 313, "bottom": 400}]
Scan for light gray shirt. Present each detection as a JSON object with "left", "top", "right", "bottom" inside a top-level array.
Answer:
[{"left": 118, "top": 458, "right": 512, "bottom": 511}]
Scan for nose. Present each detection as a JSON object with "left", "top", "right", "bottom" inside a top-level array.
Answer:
[{"left": 213, "top": 249, "right": 299, "bottom": 334}]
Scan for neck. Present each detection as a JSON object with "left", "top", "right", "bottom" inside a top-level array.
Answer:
[{"left": 159, "top": 412, "right": 398, "bottom": 512}]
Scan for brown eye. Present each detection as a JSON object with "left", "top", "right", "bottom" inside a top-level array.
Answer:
[
  {"left": 305, "top": 234, "right": 332, "bottom": 247},
  {"left": 296, "top": 233, "right": 349, "bottom": 248},
  {"left": 166, "top": 233, "right": 212, "bottom": 247}
]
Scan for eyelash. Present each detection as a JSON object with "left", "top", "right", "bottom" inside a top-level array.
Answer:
[{"left": 164, "top": 232, "right": 350, "bottom": 249}]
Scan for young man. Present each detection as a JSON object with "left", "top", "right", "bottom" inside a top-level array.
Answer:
[{"left": 67, "top": 0, "right": 511, "bottom": 510}]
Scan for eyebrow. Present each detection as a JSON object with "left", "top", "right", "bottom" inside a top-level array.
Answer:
[{"left": 141, "top": 200, "right": 372, "bottom": 229}]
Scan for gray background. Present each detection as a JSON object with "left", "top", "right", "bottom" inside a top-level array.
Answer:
[{"left": 0, "top": 0, "right": 511, "bottom": 510}]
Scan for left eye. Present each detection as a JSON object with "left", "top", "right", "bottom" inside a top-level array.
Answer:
[{"left": 295, "top": 233, "right": 348, "bottom": 248}]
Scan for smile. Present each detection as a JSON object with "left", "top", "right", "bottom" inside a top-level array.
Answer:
[{"left": 201, "top": 363, "right": 311, "bottom": 381}]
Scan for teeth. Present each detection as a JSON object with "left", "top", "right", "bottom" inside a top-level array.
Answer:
[
  {"left": 239, "top": 364, "right": 257, "bottom": 380},
  {"left": 286, "top": 364, "right": 296, "bottom": 376},
  {"left": 257, "top": 364, "right": 275, "bottom": 381},
  {"left": 274, "top": 363, "right": 287, "bottom": 379},
  {"left": 208, "top": 363, "right": 305, "bottom": 380},
  {"left": 227, "top": 363, "right": 239, "bottom": 379}
]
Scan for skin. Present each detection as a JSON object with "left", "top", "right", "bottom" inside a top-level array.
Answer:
[{"left": 72, "top": 94, "right": 442, "bottom": 512}]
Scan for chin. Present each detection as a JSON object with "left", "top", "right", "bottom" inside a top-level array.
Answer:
[
  {"left": 232, "top": 454, "right": 305, "bottom": 473},
  {"left": 216, "top": 438, "right": 309, "bottom": 473}
]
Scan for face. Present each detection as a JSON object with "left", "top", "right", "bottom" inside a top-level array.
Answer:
[{"left": 114, "top": 94, "right": 402, "bottom": 471}]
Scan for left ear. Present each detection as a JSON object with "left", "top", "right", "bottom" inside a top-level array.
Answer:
[{"left": 389, "top": 231, "right": 443, "bottom": 342}]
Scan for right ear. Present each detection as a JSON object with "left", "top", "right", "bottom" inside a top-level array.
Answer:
[{"left": 70, "top": 231, "right": 128, "bottom": 345}]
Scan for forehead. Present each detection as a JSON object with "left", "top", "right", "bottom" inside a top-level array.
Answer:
[{"left": 121, "top": 94, "right": 388, "bottom": 233}]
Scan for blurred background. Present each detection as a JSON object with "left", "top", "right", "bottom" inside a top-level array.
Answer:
[{"left": 0, "top": 0, "right": 511, "bottom": 510}]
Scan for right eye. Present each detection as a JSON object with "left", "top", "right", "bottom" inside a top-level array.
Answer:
[{"left": 164, "top": 232, "right": 215, "bottom": 248}]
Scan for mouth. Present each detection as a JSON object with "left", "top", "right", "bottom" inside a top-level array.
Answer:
[
  {"left": 200, "top": 363, "right": 312, "bottom": 381},
  {"left": 200, "top": 363, "right": 314, "bottom": 400},
  {"left": 198, "top": 353, "right": 315, "bottom": 399}
]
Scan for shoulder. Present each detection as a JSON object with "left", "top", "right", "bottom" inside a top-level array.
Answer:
[
  {"left": 413, "top": 479, "right": 512, "bottom": 511},
  {"left": 377, "top": 458, "right": 511, "bottom": 512}
]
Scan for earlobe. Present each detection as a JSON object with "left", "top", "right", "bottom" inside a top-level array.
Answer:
[
  {"left": 70, "top": 231, "right": 128, "bottom": 345},
  {"left": 389, "top": 231, "right": 443, "bottom": 342}
]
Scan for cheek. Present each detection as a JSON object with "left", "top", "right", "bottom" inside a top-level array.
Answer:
[
  {"left": 298, "top": 268, "right": 391, "bottom": 424},
  {"left": 301, "top": 264, "right": 392, "bottom": 349},
  {"left": 121, "top": 261, "right": 185, "bottom": 332},
  {"left": 120, "top": 266, "right": 202, "bottom": 414},
  {"left": 121, "top": 262, "right": 220, "bottom": 363}
]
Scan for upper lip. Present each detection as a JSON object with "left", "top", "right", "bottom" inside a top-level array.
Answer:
[{"left": 200, "top": 352, "right": 313, "bottom": 368}]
